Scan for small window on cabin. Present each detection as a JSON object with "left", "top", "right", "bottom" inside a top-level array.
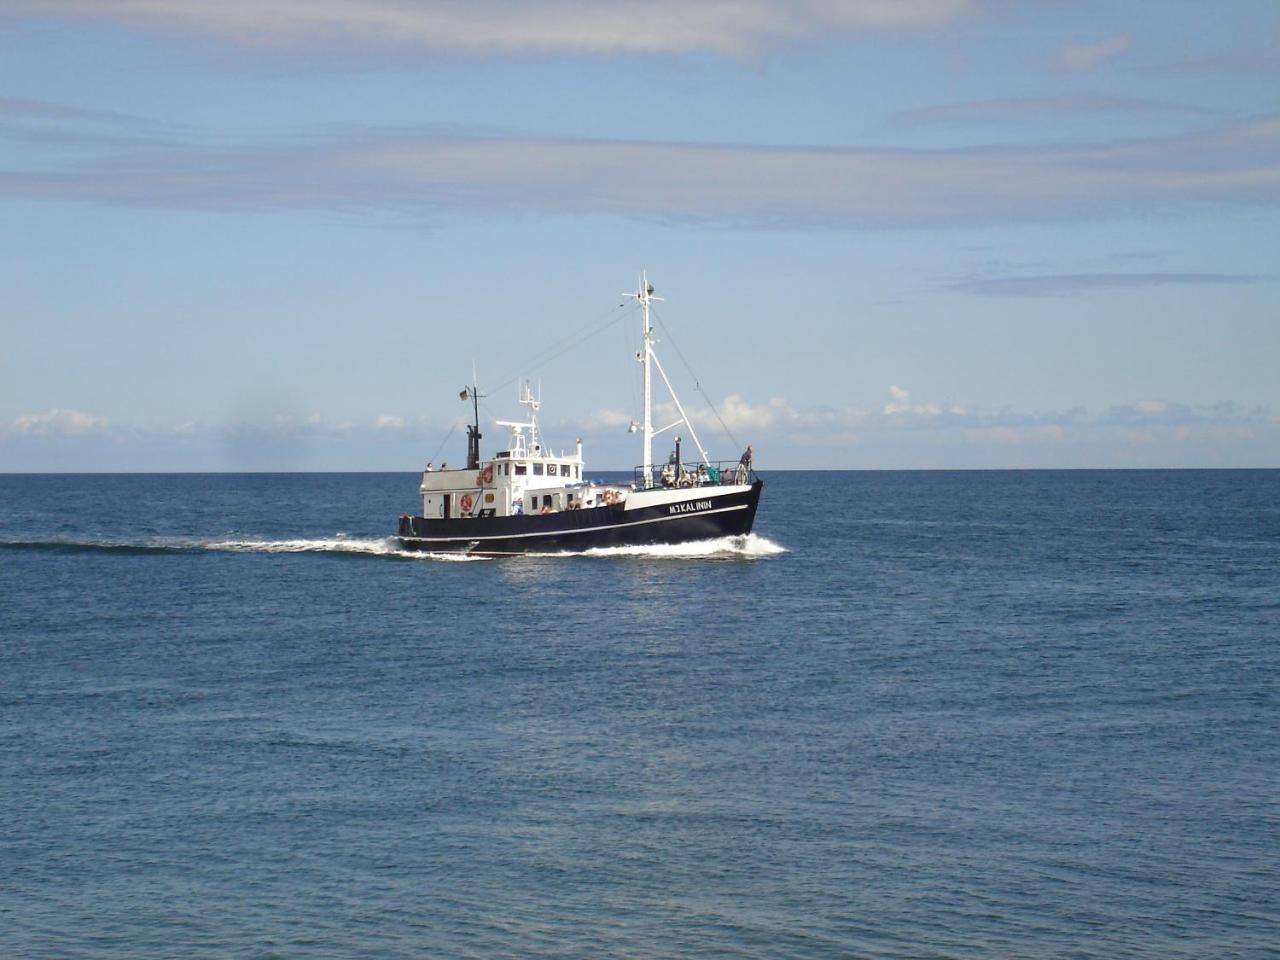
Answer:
[
  {"left": 515, "top": 464, "right": 527, "bottom": 476},
  {"left": 529, "top": 497, "right": 537, "bottom": 511},
  {"left": 559, "top": 464, "right": 569, "bottom": 477},
  {"left": 533, "top": 463, "right": 544, "bottom": 475},
  {"left": 543, "top": 495, "right": 553, "bottom": 509},
  {"left": 574, "top": 465, "right": 579, "bottom": 478},
  {"left": 503, "top": 464, "right": 509, "bottom": 475}
]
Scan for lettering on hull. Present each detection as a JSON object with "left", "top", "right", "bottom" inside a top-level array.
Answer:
[{"left": 669, "top": 499, "right": 713, "bottom": 515}]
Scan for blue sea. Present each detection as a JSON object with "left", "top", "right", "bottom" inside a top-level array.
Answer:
[{"left": 2, "top": 470, "right": 1277, "bottom": 959}]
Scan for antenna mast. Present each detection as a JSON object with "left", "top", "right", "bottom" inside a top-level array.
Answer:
[
  {"left": 625, "top": 273, "right": 662, "bottom": 486},
  {"left": 465, "top": 379, "right": 483, "bottom": 470}
]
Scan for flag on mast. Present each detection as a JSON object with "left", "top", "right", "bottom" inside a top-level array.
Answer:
[{"left": 459, "top": 388, "right": 469, "bottom": 401}]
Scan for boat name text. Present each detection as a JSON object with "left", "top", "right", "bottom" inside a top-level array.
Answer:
[{"left": 669, "top": 500, "right": 713, "bottom": 515}]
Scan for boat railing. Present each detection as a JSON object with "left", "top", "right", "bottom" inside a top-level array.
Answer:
[{"left": 632, "top": 459, "right": 755, "bottom": 490}]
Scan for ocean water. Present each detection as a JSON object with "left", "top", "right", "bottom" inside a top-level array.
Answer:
[{"left": 1, "top": 470, "right": 1277, "bottom": 959}]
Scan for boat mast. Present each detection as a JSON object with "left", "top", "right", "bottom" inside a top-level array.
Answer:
[
  {"left": 641, "top": 276, "right": 654, "bottom": 485},
  {"left": 464, "top": 380, "right": 483, "bottom": 470},
  {"left": 626, "top": 273, "right": 662, "bottom": 487}
]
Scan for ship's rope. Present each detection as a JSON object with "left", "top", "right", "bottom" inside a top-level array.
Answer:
[
  {"left": 427, "top": 421, "right": 458, "bottom": 466},
  {"left": 430, "top": 298, "right": 744, "bottom": 462},
  {"left": 650, "top": 307, "right": 743, "bottom": 453},
  {"left": 430, "top": 301, "right": 632, "bottom": 460},
  {"left": 487, "top": 301, "right": 631, "bottom": 397}
]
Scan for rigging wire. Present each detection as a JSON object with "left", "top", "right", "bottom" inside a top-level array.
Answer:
[
  {"left": 651, "top": 306, "right": 743, "bottom": 453},
  {"left": 487, "top": 301, "right": 631, "bottom": 398},
  {"left": 426, "top": 421, "right": 457, "bottom": 466},
  {"left": 426, "top": 301, "right": 631, "bottom": 459}
]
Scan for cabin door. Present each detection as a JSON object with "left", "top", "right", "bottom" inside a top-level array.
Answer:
[{"left": 443, "top": 494, "right": 451, "bottom": 519}]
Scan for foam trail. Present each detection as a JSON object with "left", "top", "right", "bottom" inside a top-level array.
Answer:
[
  {"left": 1, "top": 534, "right": 782, "bottom": 561},
  {"left": 204, "top": 537, "right": 486, "bottom": 561},
  {"left": 208, "top": 536, "right": 401, "bottom": 554},
  {"left": 564, "top": 534, "right": 785, "bottom": 560}
]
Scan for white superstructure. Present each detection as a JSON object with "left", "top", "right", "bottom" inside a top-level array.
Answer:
[{"left": 419, "top": 382, "right": 627, "bottom": 520}]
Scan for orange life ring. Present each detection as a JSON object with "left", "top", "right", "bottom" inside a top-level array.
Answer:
[
  {"left": 460, "top": 494, "right": 474, "bottom": 513},
  {"left": 481, "top": 465, "right": 494, "bottom": 484},
  {"left": 602, "top": 489, "right": 615, "bottom": 505}
]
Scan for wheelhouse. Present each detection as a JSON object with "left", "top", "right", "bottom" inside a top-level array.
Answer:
[{"left": 418, "top": 385, "right": 615, "bottom": 520}]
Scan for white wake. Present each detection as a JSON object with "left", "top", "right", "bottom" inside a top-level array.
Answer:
[
  {"left": 554, "top": 533, "right": 786, "bottom": 560},
  {"left": 204, "top": 536, "right": 486, "bottom": 561},
  {"left": 5, "top": 533, "right": 784, "bottom": 562},
  {"left": 209, "top": 532, "right": 785, "bottom": 560}
]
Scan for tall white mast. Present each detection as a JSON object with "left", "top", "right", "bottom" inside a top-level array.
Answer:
[
  {"left": 625, "top": 273, "right": 662, "bottom": 486},
  {"left": 641, "top": 275, "right": 653, "bottom": 483}
]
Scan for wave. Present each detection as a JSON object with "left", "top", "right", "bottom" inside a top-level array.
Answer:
[{"left": 0, "top": 532, "right": 784, "bottom": 561}]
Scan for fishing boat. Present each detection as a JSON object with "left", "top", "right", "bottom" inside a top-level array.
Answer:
[{"left": 395, "top": 277, "right": 763, "bottom": 555}]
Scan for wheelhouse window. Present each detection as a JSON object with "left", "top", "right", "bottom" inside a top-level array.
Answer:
[
  {"left": 560, "top": 464, "right": 570, "bottom": 477},
  {"left": 515, "top": 464, "right": 527, "bottom": 476},
  {"left": 533, "top": 463, "right": 544, "bottom": 476}
]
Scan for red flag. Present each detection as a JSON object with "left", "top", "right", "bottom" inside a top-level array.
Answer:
[{"left": 459, "top": 388, "right": 469, "bottom": 401}]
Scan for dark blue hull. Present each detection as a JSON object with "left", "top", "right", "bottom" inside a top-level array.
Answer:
[{"left": 397, "top": 480, "right": 762, "bottom": 555}]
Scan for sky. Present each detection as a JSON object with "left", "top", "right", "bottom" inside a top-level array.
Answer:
[{"left": 2, "top": 0, "right": 1278, "bottom": 471}]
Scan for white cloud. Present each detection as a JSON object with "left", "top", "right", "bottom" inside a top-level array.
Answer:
[
  {"left": 373, "top": 414, "right": 405, "bottom": 430},
  {"left": 1057, "top": 34, "right": 1131, "bottom": 72},
  {"left": 0, "top": 0, "right": 977, "bottom": 57},
  {"left": 3, "top": 397, "right": 1276, "bottom": 469},
  {"left": 884, "top": 384, "right": 911, "bottom": 414},
  {"left": 581, "top": 408, "right": 635, "bottom": 431},
  {"left": 8, "top": 115, "right": 1276, "bottom": 229},
  {"left": 6, "top": 408, "right": 110, "bottom": 434},
  {"left": 883, "top": 385, "right": 942, "bottom": 416},
  {"left": 656, "top": 394, "right": 853, "bottom": 435},
  {"left": 706, "top": 394, "right": 804, "bottom": 431}
]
